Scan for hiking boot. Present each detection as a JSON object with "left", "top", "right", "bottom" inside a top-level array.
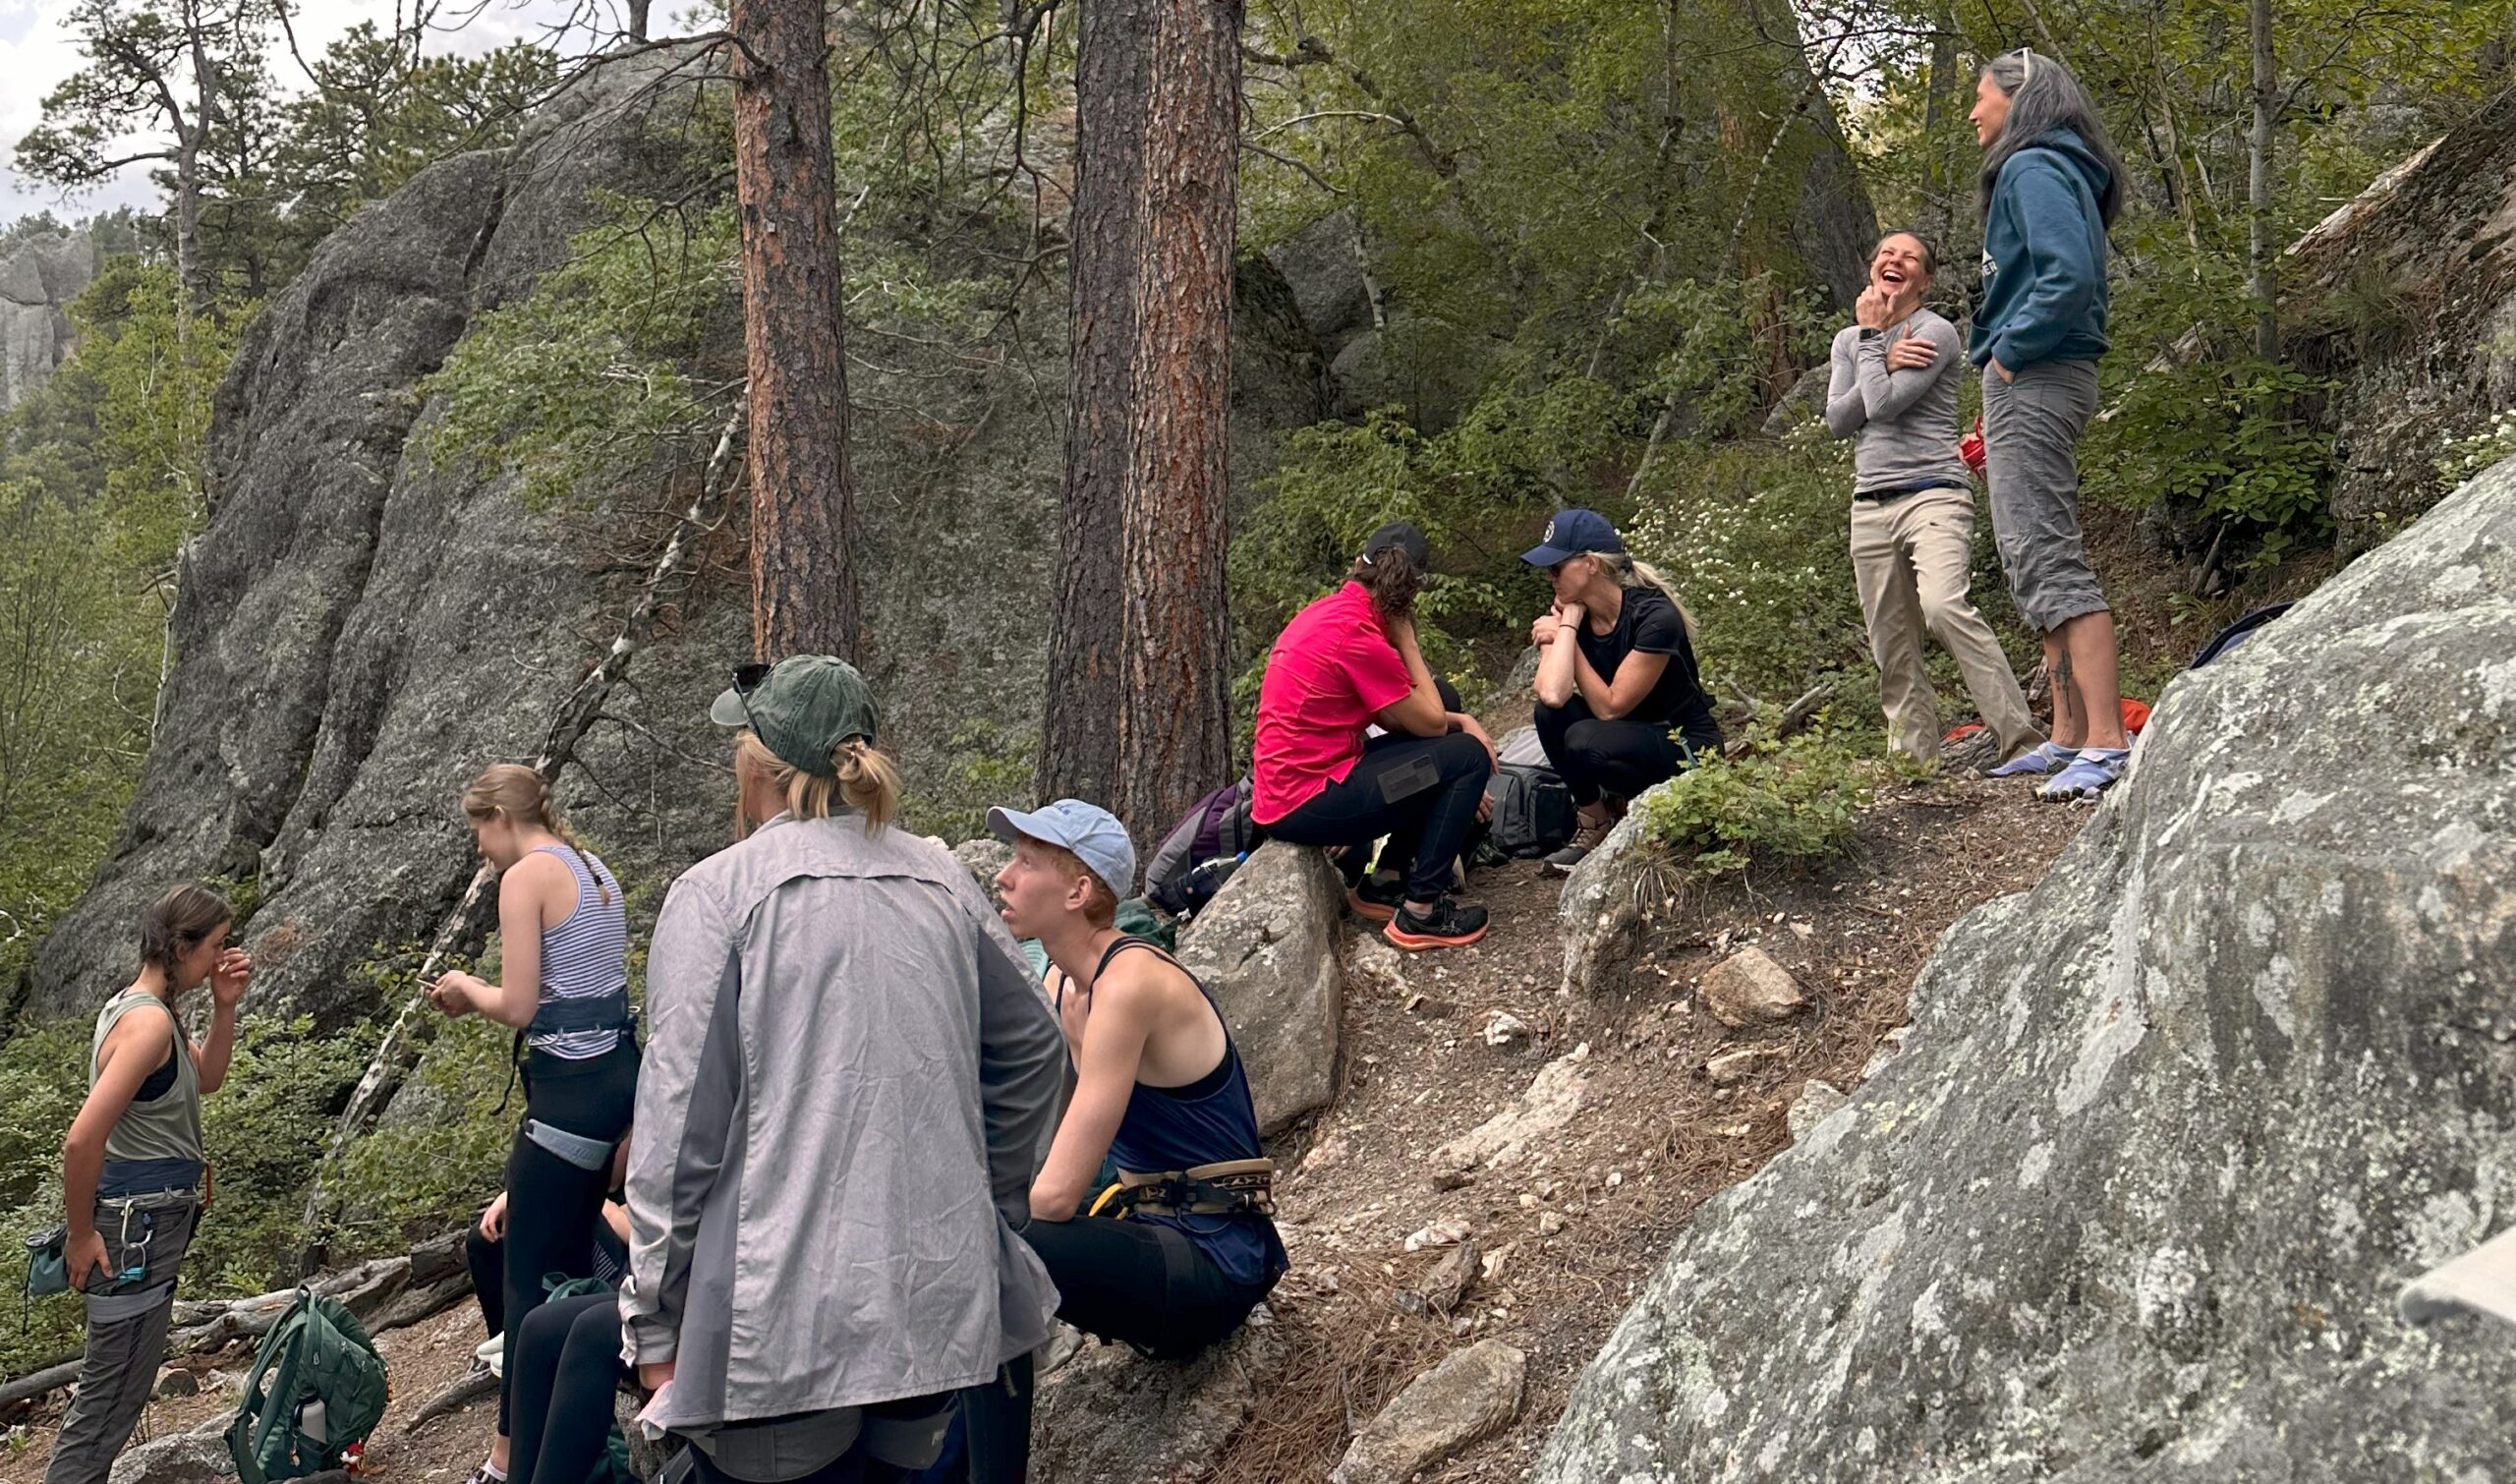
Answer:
[
  {"left": 2038, "top": 746, "right": 2128, "bottom": 802},
  {"left": 1543, "top": 816, "right": 1614, "bottom": 874},
  {"left": 1384, "top": 896, "right": 1490, "bottom": 950},
  {"left": 1988, "top": 740, "right": 2078, "bottom": 778},
  {"left": 1346, "top": 873, "right": 1404, "bottom": 923}
]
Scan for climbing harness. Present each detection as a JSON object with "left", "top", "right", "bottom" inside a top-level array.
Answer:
[{"left": 1086, "top": 1158, "right": 1277, "bottom": 1220}]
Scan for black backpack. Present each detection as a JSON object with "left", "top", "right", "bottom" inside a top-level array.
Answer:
[
  {"left": 2191, "top": 602, "right": 2293, "bottom": 669},
  {"left": 1484, "top": 763, "right": 1575, "bottom": 858}
]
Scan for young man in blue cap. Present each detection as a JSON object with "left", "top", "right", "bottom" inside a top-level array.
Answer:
[{"left": 991, "top": 799, "right": 1287, "bottom": 1359}]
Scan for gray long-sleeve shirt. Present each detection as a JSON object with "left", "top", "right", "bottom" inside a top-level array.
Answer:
[
  {"left": 619, "top": 809, "right": 1066, "bottom": 1427},
  {"left": 1823, "top": 309, "right": 1973, "bottom": 495}
]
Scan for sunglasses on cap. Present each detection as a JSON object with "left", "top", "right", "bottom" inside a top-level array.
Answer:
[{"left": 732, "top": 662, "right": 772, "bottom": 734}]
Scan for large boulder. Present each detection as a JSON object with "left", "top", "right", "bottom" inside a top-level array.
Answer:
[
  {"left": 1174, "top": 841, "right": 1342, "bottom": 1135},
  {"left": 1556, "top": 800, "right": 1669, "bottom": 998},
  {"left": 1533, "top": 459, "right": 2516, "bottom": 1481},
  {"left": 2292, "top": 88, "right": 2516, "bottom": 542},
  {"left": 1031, "top": 1317, "right": 1286, "bottom": 1482},
  {"left": 20, "top": 44, "right": 1326, "bottom": 1032}
]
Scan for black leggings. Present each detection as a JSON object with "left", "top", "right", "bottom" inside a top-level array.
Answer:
[
  {"left": 500, "top": 1039, "right": 638, "bottom": 1437},
  {"left": 507, "top": 1292, "right": 619, "bottom": 1484},
  {"left": 1018, "top": 1217, "right": 1276, "bottom": 1361},
  {"left": 1265, "top": 730, "right": 1493, "bottom": 900},
  {"left": 1533, "top": 697, "right": 1698, "bottom": 808},
  {"left": 465, "top": 1225, "right": 504, "bottom": 1338}
]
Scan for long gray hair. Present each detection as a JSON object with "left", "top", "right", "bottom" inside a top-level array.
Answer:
[{"left": 1976, "top": 48, "right": 2125, "bottom": 226}]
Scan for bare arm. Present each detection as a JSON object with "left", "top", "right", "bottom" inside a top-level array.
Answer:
[
  {"left": 1371, "top": 617, "right": 1450, "bottom": 737},
  {"left": 1028, "top": 964, "right": 1159, "bottom": 1222},
  {"left": 437, "top": 855, "right": 564, "bottom": 1029},
  {"left": 1533, "top": 607, "right": 1582, "bottom": 708},
  {"left": 62, "top": 1014, "right": 166, "bottom": 1284},
  {"left": 192, "top": 947, "right": 250, "bottom": 1095}
]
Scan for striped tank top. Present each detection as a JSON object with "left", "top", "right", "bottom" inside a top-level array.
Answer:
[{"left": 530, "top": 843, "right": 630, "bottom": 1059}]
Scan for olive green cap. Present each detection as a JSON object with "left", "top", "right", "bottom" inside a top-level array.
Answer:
[{"left": 708, "top": 656, "right": 881, "bottom": 777}]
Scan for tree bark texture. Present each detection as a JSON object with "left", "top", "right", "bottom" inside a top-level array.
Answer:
[
  {"left": 2248, "top": 0, "right": 2280, "bottom": 361},
  {"left": 1114, "top": 0, "right": 1241, "bottom": 850},
  {"left": 731, "top": 0, "right": 860, "bottom": 660},
  {"left": 1038, "top": 0, "right": 1153, "bottom": 809}
]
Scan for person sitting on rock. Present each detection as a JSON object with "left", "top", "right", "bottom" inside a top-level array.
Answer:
[
  {"left": 623, "top": 656, "right": 1065, "bottom": 1484},
  {"left": 1824, "top": 229, "right": 2042, "bottom": 772},
  {"left": 461, "top": 1149, "right": 631, "bottom": 1484},
  {"left": 459, "top": 1140, "right": 630, "bottom": 1370},
  {"left": 993, "top": 799, "right": 1288, "bottom": 1360},
  {"left": 1252, "top": 520, "right": 1498, "bottom": 950},
  {"left": 46, "top": 885, "right": 250, "bottom": 1484},
  {"left": 1522, "top": 507, "right": 1722, "bottom": 870}
]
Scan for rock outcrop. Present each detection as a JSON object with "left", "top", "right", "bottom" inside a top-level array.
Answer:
[
  {"left": 22, "top": 47, "right": 1327, "bottom": 1032},
  {"left": 1535, "top": 457, "right": 2516, "bottom": 1481},
  {"left": 0, "top": 227, "right": 93, "bottom": 413},
  {"left": 2293, "top": 88, "right": 2516, "bottom": 541},
  {"left": 1174, "top": 841, "right": 1343, "bottom": 1134},
  {"left": 1031, "top": 1318, "right": 1286, "bottom": 1482},
  {"left": 1332, "top": 1340, "right": 1525, "bottom": 1484}
]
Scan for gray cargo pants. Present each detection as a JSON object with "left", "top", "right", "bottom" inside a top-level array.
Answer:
[
  {"left": 1982, "top": 357, "right": 2107, "bottom": 633},
  {"left": 42, "top": 1195, "right": 199, "bottom": 1484}
]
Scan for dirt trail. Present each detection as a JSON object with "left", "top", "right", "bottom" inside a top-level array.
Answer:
[
  {"left": 3, "top": 777, "right": 2089, "bottom": 1484},
  {"left": 1212, "top": 772, "right": 2089, "bottom": 1482}
]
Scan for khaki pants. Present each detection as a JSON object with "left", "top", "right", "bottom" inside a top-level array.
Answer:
[{"left": 1848, "top": 485, "right": 2040, "bottom": 765}]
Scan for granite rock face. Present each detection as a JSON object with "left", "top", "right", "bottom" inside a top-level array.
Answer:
[
  {"left": 1536, "top": 458, "right": 2516, "bottom": 1482},
  {"left": 22, "top": 45, "right": 1326, "bottom": 1032},
  {"left": 0, "top": 228, "right": 94, "bottom": 413}
]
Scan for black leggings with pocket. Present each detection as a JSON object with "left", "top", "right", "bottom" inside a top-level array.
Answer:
[
  {"left": 1532, "top": 696, "right": 1699, "bottom": 808},
  {"left": 1263, "top": 730, "right": 1493, "bottom": 901},
  {"left": 1017, "top": 1216, "right": 1276, "bottom": 1361},
  {"left": 499, "top": 1038, "right": 638, "bottom": 1437}
]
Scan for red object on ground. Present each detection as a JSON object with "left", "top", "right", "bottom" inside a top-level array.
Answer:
[{"left": 2121, "top": 697, "right": 2150, "bottom": 734}]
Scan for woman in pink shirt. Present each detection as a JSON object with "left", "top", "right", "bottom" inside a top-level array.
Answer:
[{"left": 1251, "top": 522, "right": 1496, "bottom": 950}]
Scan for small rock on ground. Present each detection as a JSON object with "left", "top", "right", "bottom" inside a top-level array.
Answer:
[
  {"left": 1700, "top": 946, "right": 1809, "bottom": 1028},
  {"left": 1331, "top": 1340, "right": 1527, "bottom": 1484}
]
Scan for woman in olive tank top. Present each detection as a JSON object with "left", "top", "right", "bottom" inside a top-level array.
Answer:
[{"left": 48, "top": 884, "right": 251, "bottom": 1484}]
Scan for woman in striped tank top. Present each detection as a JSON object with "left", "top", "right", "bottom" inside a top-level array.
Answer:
[{"left": 428, "top": 766, "right": 639, "bottom": 1484}]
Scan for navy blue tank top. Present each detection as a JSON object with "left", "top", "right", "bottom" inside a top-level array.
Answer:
[{"left": 1074, "top": 939, "right": 1287, "bottom": 1289}]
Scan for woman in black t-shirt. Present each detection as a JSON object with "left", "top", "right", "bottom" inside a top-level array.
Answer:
[{"left": 1522, "top": 507, "right": 1720, "bottom": 869}]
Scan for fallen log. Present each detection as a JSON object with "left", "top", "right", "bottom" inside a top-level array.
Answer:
[
  {"left": 0, "top": 1359, "right": 86, "bottom": 1419},
  {"left": 403, "top": 1364, "right": 499, "bottom": 1434}
]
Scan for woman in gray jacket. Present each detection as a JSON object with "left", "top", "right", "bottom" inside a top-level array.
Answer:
[{"left": 619, "top": 656, "right": 1065, "bottom": 1484}]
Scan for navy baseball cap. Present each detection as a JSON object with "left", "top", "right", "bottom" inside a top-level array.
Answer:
[
  {"left": 1520, "top": 507, "right": 1627, "bottom": 567},
  {"left": 988, "top": 799, "right": 1138, "bottom": 900}
]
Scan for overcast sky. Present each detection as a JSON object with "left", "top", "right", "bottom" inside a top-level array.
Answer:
[{"left": 0, "top": 0, "right": 593, "bottom": 226}]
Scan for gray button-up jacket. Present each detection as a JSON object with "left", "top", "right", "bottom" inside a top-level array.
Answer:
[{"left": 618, "top": 811, "right": 1065, "bottom": 1425}]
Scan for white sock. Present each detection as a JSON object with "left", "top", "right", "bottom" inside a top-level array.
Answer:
[{"left": 480, "top": 1461, "right": 507, "bottom": 1482}]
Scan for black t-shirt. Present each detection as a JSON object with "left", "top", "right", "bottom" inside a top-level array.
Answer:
[{"left": 1578, "top": 587, "right": 1721, "bottom": 749}]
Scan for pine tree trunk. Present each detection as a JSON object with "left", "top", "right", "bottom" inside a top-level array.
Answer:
[
  {"left": 626, "top": 0, "right": 652, "bottom": 42},
  {"left": 1114, "top": 0, "right": 1241, "bottom": 848},
  {"left": 730, "top": 0, "right": 859, "bottom": 659},
  {"left": 2248, "top": 0, "right": 2280, "bottom": 361},
  {"left": 1038, "top": 0, "right": 1153, "bottom": 808}
]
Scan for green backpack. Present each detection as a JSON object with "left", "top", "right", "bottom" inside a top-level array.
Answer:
[{"left": 225, "top": 1289, "right": 390, "bottom": 1484}]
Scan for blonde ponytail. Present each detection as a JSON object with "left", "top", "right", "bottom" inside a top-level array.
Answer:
[
  {"left": 734, "top": 732, "right": 900, "bottom": 836},
  {"left": 1622, "top": 556, "right": 1700, "bottom": 647},
  {"left": 462, "top": 763, "right": 611, "bottom": 903}
]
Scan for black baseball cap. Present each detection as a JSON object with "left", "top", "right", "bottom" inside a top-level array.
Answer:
[
  {"left": 1520, "top": 507, "right": 1626, "bottom": 566},
  {"left": 1362, "top": 520, "right": 1431, "bottom": 570}
]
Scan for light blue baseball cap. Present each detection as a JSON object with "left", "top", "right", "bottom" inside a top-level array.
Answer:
[{"left": 987, "top": 799, "right": 1137, "bottom": 900}]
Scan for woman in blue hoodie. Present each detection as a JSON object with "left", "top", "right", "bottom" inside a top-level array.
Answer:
[{"left": 1969, "top": 48, "right": 2134, "bottom": 800}]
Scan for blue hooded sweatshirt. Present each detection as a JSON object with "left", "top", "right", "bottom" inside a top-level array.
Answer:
[{"left": 1971, "top": 129, "right": 2111, "bottom": 371}]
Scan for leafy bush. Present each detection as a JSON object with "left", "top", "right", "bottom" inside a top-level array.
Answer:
[
  {"left": 1632, "top": 728, "right": 1895, "bottom": 876},
  {"left": 2086, "top": 355, "right": 2334, "bottom": 560}
]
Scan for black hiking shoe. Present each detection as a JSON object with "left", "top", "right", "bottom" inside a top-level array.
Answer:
[
  {"left": 1347, "top": 873, "right": 1405, "bottom": 924},
  {"left": 1384, "top": 896, "right": 1489, "bottom": 950}
]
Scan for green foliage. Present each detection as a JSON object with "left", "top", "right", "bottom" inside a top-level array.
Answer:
[
  {"left": 2436, "top": 410, "right": 2516, "bottom": 490},
  {"left": 325, "top": 1003, "right": 514, "bottom": 1256},
  {"left": 2087, "top": 353, "right": 2334, "bottom": 557},
  {"left": 1633, "top": 727, "right": 1892, "bottom": 875},
  {"left": 419, "top": 199, "right": 739, "bottom": 509}
]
